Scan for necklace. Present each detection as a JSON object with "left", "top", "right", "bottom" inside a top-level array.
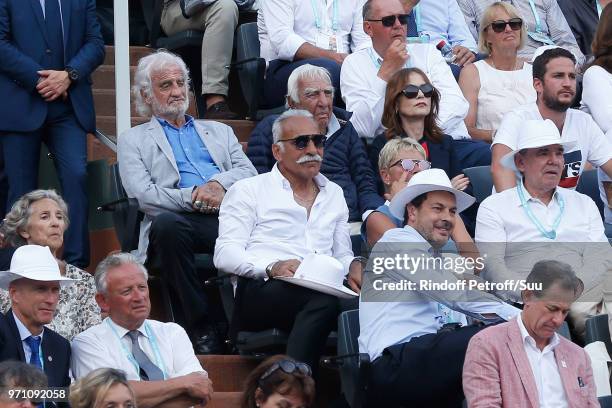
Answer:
[{"left": 293, "top": 183, "right": 319, "bottom": 203}]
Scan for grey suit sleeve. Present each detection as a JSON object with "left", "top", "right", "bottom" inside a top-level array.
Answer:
[
  {"left": 209, "top": 126, "right": 257, "bottom": 190},
  {"left": 117, "top": 128, "right": 193, "bottom": 216}
]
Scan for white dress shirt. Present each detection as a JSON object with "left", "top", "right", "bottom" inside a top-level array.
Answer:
[
  {"left": 214, "top": 164, "right": 354, "bottom": 280},
  {"left": 476, "top": 186, "right": 609, "bottom": 301},
  {"left": 258, "top": 0, "right": 371, "bottom": 63},
  {"left": 493, "top": 103, "right": 612, "bottom": 189},
  {"left": 13, "top": 311, "right": 45, "bottom": 365},
  {"left": 359, "top": 226, "right": 520, "bottom": 361},
  {"left": 516, "top": 314, "right": 568, "bottom": 408},
  {"left": 71, "top": 318, "right": 205, "bottom": 380},
  {"left": 581, "top": 65, "right": 612, "bottom": 136},
  {"left": 340, "top": 44, "right": 470, "bottom": 140}
]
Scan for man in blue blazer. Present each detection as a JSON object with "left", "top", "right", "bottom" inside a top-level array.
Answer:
[
  {"left": 0, "top": 0, "right": 105, "bottom": 268},
  {"left": 0, "top": 245, "right": 75, "bottom": 407}
]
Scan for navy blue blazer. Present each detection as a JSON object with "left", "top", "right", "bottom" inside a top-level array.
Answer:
[
  {"left": 0, "top": 0, "right": 105, "bottom": 132},
  {"left": 0, "top": 310, "right": 71, "bottom": 390}
]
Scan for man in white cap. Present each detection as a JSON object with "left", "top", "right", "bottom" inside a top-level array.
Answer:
[
  {"left": 0, "top": 245, "right": 75, "bottom": 395},
  {"left": 359, "top": 168, "right": 520, "bottom": 407},
  {"left": 477, "top": 119, "right": 611, "bottom": 338},
  {"left": 491, "top": 47, "right": 612, "bottom": 192}
]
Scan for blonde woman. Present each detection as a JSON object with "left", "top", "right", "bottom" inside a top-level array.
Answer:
[{"left": 69, "top": 368, "right": 136, "bottom": 408}]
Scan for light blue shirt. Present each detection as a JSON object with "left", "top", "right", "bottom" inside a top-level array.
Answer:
[
  {"left": 12, "top": 311, "right": 45, "bottom": 365},
  {"left": 358, "top": 225, "right": 520, "bottom": 360},
  {"left": 157, "top": 115, "right": 220, "bottom": 188},
  {"left": 415, "top": 0, "right": 477, "bottom": 51}
]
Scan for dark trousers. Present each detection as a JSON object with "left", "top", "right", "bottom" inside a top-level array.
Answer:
[
  {"left": 0, "top": 100, "right": 89, "bottom": 267},
  {"left": 454, "top": 139, "right": 492, "bottom": 169},
  {"left": 367, "top": 324, "right": 485, "bottom": 407},
  {"left": 236, "top": 278, "right": 339, "bottom": 371},
  {"left": 263, "top": 58, "right": 342, "bottom": 108},
  {"left": 146, "top": 211, "right": 219, "bottom": 336}
]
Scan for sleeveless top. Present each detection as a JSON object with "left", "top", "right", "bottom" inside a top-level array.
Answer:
[{"left": 473, "top": 60, "right": 536, "bottom": 131}]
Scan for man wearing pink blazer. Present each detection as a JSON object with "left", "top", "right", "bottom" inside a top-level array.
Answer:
[{"left": 463, "top": 260, "right": 599, "bottom": 407}]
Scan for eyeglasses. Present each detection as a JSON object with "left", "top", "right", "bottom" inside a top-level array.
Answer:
[
  {"left": 401, "top": 83, "right": 434, "bottom": 99},
  {"left": 259, "top": 359, "right": 312, "bottom": 383},
  {"left": 278, "top": 134, "right": 326, "bottom": 150},
  {"left": 488, "top": 18, "right": 523, "bottom": 33},
  {"left": 390, "top": 159, "right": 431, "bottom": 172},
  {"left": 366, "top": 14, "right": 410, "bottom": 27}
]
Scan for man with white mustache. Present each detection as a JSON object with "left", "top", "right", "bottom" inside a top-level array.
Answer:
[
  {"left": 215, "top": 110, "right": 365, "bottom": 371},
  {"left": 117, "top": 50, "right": 256, "bottom": 354}
]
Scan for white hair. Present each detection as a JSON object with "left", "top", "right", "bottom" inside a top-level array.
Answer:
[
  {"left": 94, "top": 252, "right": 149, "bottom": 295},
  {"left": 286, "top": 64, "right": 334, "bottom": 107},
  {"left": 132, "top": 50, "right": 191, "bottom": 117},
  {"left": 271, "top": 110, "right": 315, "bottom": 145}
]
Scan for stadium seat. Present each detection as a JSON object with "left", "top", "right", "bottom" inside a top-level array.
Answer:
[
  {"left": 576, "top": 169, "right": 605, "bottom": 219},
  {"left": 233, "top": 22, "right": 284, "bottom": 120},
  {"left": 585, "top": 314, "right": 612, "bottom": 357},
  {"left": 600, "top": 395, "right": 612, "bottom": 408},
  {"left": 557, "top": 321, "right": 572, "bottom": 341},
  {"left": 463, "top": 165, "right": 493, "bottom": 203},
  {"left": 336, "top": 310, "right": 371, "bottom": 408}
]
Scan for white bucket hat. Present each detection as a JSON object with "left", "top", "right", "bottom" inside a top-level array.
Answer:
[
  {"left": 275, "top": 253, "right": 358, "bottom": 299},
  {"left": 0, "top": 245, "right": 77, "bottom": 289},
  {"left": 388, "top": 168, "right": 476, "bottom": 219},
  {"left": 500, "top": 119, "right": 577, "bottom": 172}
]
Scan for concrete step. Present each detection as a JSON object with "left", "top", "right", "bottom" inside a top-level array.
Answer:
[
  {"left": 92, "top": 65, "right": 136, "bottom": 90},
  {"left": 197, "top": 355, "right": 259, "bottom": 392},
  {"left": 103, "top": 45, "right": 152, "bottom": 66}
]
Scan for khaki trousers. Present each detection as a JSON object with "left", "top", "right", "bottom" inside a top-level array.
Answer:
[{"left": 161, "top": 0, "right": 238, "bottom": 96}]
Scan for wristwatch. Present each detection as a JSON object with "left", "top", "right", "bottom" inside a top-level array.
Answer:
[
  {"left": 265, "top": 262, "right": 277, "bottom": 278},
  {"left": 65, "top": 66, "right": 79, "bottom": 81}
]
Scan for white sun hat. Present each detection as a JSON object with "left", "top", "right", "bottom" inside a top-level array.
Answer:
[
  {"left": 388, "top": 168, "right": 476, "bottom": 219},
  {"left": 275, "top": 253, "right": 358, "bottom": 299},
  {"left": 0, "top": 245, "right": 77, "bottom": 289},
  {"left": 500, "top": 119, "right": 577, "bottom": 172}
]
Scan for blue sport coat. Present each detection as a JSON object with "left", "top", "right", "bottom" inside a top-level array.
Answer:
[{"left": 0, "top": 0, "right": 105, "bottom": 132}]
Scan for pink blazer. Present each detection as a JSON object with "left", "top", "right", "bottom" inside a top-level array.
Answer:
[{"left": 463, "top": 318, "right": 599, "bottom": 408}]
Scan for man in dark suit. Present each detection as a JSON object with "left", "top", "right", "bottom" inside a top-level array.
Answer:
[
  {"left": 0, "top": 0, "right": 105, "bottom": 268},
  {"left": 0, "top": 245, "right": 75, "bottom": 393}
]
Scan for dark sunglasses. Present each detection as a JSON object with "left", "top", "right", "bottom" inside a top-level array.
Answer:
[
  {"left": 390, "top": 159, "right": 431, "bottom": 172},
  {"left": 259, "top": 359, "right": 312, "bottom": 383},
  {"left": 401, "top": 83, "right": 434, "bottom": 99},
  {"left": 488, "top": 18, "right": 523, "bottom": 33},
  {"left": 278, "top": 134, "right": 326, "bottom": 149},
  {"left": 366, "top": 13, "right": 410, "bottom": 27}
]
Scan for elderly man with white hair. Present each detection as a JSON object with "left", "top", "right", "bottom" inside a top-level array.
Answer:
[
  {"left": 215, "top": 110, "right": 365, "bottom": 372},
  {"left": 117, "top": 50, "right": 257, "bottom": 354},
  {"left": 476, "top": 119, "right": 611, "bottom": 339},
  {"left": 247, "top": 64, "right": 383, "bottom": 224}
]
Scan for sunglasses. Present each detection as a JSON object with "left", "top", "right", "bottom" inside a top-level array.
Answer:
[
  {"left": 390, "top": 159, "right": 431, "bottom": 172},
  {"left": 278, "top": 134, "right": 326, "bottom": 150},
  {"left": 366, "top": 13, "right": 410, "bottom": 27},
  {"left": 401, "top": 83, "right": 434, "bottom": 99},
  {"left": 488, "top": 18, "right": 523, "bottom": 33},
  {"left": 259, "top": 359, "right": 312, "bottom": 383}
]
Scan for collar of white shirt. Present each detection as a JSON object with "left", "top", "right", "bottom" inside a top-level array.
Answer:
[
  {"left": 516, "top": 311, "right": 560, "bottom": 352},
  {"left": 326, "top": 114, "right": 340, "bottom": 138},
  {"left": 106, "top": 317, "right": 149, "bottom": 340},
  {"left": 271, "top": 162, "right": 329, "bottom": 191},
  {"left": 13, "top": 311, "right": 45, "bottom": 341},
  {"left": 517, "top": 184, "right": 562, "bottom": 208}
]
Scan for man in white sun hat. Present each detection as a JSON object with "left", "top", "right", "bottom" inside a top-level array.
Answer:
[
  {"left": 0, "top": 245, "right": 75, "bottom": 396},
  {"left": 476, "top": 119, "right": 611, "bottom": 339},
  {"left": 359, "top": 168, "right": 520, "bottom": 407}
]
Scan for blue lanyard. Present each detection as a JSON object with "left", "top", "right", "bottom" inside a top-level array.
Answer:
[
  {"left": 527, "top": 0, "right": 545, "bottom": 34},
  {"left": 310, "top": 0, "right": 339, "bottom": 32},
  {"left": 367, "top": 47, "right": 412, "bottom": 69},
  {"left": 596, "top": 0, "right": 603, "bottom": 17},
  {"left": 106, "top": 319, "right": 168, "bottom": 380},
  {"left": 517, "top": 179, "right": 565, "bottom": 240},
  {"left": 414, "top": 4, "right": 421, "bottom": 34}
]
